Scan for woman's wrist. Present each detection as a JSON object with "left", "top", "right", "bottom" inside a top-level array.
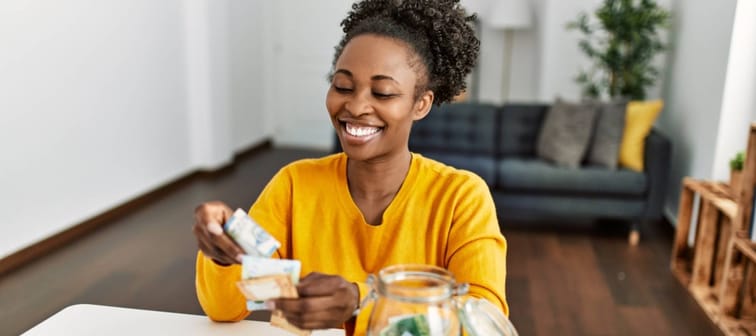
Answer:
[{"left": 350, "top": 282, "right": 361, "bottom": 316}]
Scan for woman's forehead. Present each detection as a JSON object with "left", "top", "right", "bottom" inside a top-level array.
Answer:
[{"left": 334, "top": 35, "right": 420, "bottom": 82}]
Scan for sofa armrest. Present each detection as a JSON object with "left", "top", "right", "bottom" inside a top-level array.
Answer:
[{"left": 642, "top": 128, "right": 672, "bottom": 220}]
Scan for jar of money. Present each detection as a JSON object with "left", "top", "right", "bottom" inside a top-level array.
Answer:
[{"left": 364, "top": 264, "right": 518, "bottom": 336}]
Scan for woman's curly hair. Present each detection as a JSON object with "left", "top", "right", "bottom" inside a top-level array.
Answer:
[{"left": 332, "top": 0, "right": 479, "bottom": 105}]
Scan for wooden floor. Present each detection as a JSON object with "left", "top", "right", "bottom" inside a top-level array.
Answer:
[{"left": 0, "top": 147, "right": 721, "bottom": 335}]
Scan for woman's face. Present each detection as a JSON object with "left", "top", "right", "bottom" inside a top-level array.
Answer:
[{"left": 326, "top": 34, "right": 433, "bottom": 163}]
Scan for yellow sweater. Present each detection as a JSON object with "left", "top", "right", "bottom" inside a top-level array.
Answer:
[{"left": 195, "top": 153, "right": 508, "bottom": 334}]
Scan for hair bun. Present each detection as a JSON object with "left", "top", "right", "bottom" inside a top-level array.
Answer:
[{"left": 334, "top": 0, "right": 479, "bottom": 105}]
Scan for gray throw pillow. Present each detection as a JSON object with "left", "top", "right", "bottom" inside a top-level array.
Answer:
[
  {"left": 536, "top": 99, "right": 599, "bottom": 168},
  {"left": 586, "top": 100, "right": 628, "bottom": 169}
]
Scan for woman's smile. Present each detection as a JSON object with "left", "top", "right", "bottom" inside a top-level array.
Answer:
[{"left": 341, "top": 122, "right": 384, "bottom": 144}]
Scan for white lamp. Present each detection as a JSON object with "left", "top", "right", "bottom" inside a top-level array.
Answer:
[{"left": 486, "top": 0, "right": 533, "bottom": 102}]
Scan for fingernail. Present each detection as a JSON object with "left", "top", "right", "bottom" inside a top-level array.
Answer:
[
  {"left": 207, "top": 221, "right": 224, "bottom": 235},
  {"left": 236, "top": 254, "right": 244, "bottom": 263},
  {"left": 265, "top": 301, "right": 276, "bottom": 310}
]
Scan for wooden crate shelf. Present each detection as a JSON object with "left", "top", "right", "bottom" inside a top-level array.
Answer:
[{"left": 671, "top": 123, "right": 756, "bottom": 336}]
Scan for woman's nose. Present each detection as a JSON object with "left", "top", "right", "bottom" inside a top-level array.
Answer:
[{"left": 344, "top": 91, "right": 373, "bottom": 116}]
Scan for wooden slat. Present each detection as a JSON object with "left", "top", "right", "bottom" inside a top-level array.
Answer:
[
  {"left": 710, "top": 182, "right": 734, "bottom": 199},
  {"left": 735, "top": 238, "right": 756, "bottom": 264},
  {"left": 740, "top": 263, "right": 756, "bottom": 319},
  {"left": 721, "top": 239, "right": 746, "bottom": 317},
  {"left": 672, "top": 182, "right": 695, "bottom": 271},
  {"left": 686, "top": 180, "right": 739, "bottom": 220},
  {"left": 714, "top": 216, "right": 733, "bottom": 291},
  {"left": 735, "top": 124, "right": 756, "bottom": 232},
  {"left": 691, "top": 200, "right": 721, "bottom": 288}
]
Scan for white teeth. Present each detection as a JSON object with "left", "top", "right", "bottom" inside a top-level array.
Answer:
[{"left": 345, "top": 123, "right": 380, "bottom": 137}]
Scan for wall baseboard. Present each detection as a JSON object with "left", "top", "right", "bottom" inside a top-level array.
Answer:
[{"left": 0, "top": 139, "right": 272, "bottom": 277}]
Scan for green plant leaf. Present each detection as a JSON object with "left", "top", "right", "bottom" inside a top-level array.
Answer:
[{"left": 569, "top": 0, "right": 669, "bottom": 99}]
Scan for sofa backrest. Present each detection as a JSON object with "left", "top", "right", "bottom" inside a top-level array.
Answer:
[
  {"left": 409, "top": 102, "right": 497, "bottom": 155},
  {"left": 408, "top": 102, "right": 549, "bottom": 158},
  {"left": 497, "top": 104, "right": 549, "bottom": 157}
]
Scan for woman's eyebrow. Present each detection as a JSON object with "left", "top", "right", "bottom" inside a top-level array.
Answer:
[
  {"left": 333, "top": 69, "right": 399, "bottom": 84},
  {"left": 371, "top": 75, "right": 398, "bottom": 84},
  {"left": 334, "top": 69, "right": 352, "bottom": 77}
]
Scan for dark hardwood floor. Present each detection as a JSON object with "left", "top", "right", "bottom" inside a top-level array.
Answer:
[{"left": 0, "top": 147, "right": 721, "bottom": 335}]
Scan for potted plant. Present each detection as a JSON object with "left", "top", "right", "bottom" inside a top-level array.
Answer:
[
  {"left": 730, "top": 152, "right": 745, "bottom": 191},
  {"left": 567, "top": 0, "right": 670, "bottom": 100}
]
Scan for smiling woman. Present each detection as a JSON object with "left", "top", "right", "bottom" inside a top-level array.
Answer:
[{"left": 192, "top": 1, "right": 506, "bottom": 335}]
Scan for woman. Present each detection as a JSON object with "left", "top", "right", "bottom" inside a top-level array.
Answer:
[{"left": 192, "top": 0, "right": 508, "bottom": 334}]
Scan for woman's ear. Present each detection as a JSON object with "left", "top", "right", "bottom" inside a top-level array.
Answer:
[{"left": 412, "top": 90, "right": 434, "bottom": 121}]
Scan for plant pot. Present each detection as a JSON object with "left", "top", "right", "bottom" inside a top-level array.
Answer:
[{"left": 731, "top": 169, "right": 743, "bottom": 193}]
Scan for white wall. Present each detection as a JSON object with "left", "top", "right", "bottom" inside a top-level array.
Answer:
[
  {"left": 184, "top": 0, "right": 233, "bottom": 170},
  {"left": 0, "top": 0, "right": 267, "bottom": 259},
  {"left": 263, "top": 1, "right": 353, "bottom": 150},
  {"left": 537, "top": 0, "right": 603, "bottom": 101},
  {"left": 466, "top": 0, "right": 543, "bottom": 104},
  {"left": 659, "top": 0, "right": 737, "bottom": 221},
  {"left": 228, "top": 0, "right": 269, "bottom": 151},
  {"left": 711, "top": 0, "right": 756, "bottom": 181}
]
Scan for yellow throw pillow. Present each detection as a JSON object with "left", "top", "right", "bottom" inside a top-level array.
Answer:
[{"left": 619, "top": 100, "right": 664, "bottom": 172}]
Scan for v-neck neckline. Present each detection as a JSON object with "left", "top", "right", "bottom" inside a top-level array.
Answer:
[{"left": 335, "top": 152, "right": 418, "bottom": 227}]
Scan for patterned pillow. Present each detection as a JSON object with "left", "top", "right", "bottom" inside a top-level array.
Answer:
[
  {"left": 536, "top": 99, "right": 599, "bottom": 168},
  {"left": 585, "top": 100, "right": 628, "bottom": 169}
]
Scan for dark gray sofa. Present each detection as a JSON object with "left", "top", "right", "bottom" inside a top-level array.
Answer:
[{"left": 407, "top": 102, "right": 671, "bottom": 243}]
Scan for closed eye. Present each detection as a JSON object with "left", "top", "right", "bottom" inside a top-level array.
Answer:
[
  {"left": 333, "top": 85, "right": 353, "bottom": 93},
  {"left": 373, "top": 92, "right": 397, "bottom": 99}
]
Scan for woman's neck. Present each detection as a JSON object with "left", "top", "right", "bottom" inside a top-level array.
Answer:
[{"left": 346, "top": 150, "right": 412, "bottom": 201}]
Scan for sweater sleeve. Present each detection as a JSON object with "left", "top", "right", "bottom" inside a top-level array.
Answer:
[
  {"left": 195, "top": 167, "right": 294, "bottom": 321},
  {"left": 445, "top": 174, "right": 509, "bottom": 316},
  {"left": 195, "top": 251, "right": 249, "bottom": 321}
]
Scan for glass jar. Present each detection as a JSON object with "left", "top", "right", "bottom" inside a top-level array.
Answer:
[{"left": 364, "top": 264, "right": 518, "bottom": 336}]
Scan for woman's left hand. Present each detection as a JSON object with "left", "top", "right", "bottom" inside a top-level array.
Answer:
[{"left": 273, "top": 272, "right": 360, "bottom": 330}]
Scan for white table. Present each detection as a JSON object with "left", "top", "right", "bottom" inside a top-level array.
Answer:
[{"left": 23, "top": 304, "right": 345, "bottom": 335}]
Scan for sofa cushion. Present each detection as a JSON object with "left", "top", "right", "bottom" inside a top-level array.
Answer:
[
  {"left": 493, "top": 193, "right": 646, "bottom": 220},
  {"left": 496, "top": 158, "right": 647, "bottom": 196},
  {"left": 585, "top": 100, "right": 627, "bottom": 169},
  {"left": 536, "top": 99, "right": 599, "bottom": 168},
  {"left": 410, "top": 102, "right": 497, "bottom": 155},
  {"left": 497, "top": 104, "right": 549, "bottom": 157},
  {"left": 619, "top": 100, "right": 664, "bottom": 172},
  {"left": 419, "top": 152, "right": 497, "bottom": 186}
]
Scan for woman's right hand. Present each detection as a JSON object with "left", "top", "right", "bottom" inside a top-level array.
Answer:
[{"left": 192, "top": 201, "right": 245, "bottom": 266}]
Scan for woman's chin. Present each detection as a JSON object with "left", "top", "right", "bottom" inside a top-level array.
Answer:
[{"left": 341, "top": 147, "right": 374, "bottom": 161}]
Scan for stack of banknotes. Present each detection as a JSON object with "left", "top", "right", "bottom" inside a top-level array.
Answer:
[{"left": 224, "top": 208, "right": 309, "bottom": 336}]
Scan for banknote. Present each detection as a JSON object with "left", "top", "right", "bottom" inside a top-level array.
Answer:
[
  {"left": 236, "top": 274, "right": 298, "bottom": 301},
  {"left": 242, "top": 256, "right": 301, "bottom": 284},
  {"left": 379, "top": 314, "right": 431, "bottom": 336},
  {"left": 270, "top": 309, "right": 312, "bottom": 336},
  {"left": 246, "top": 300, "right": 274, "bottom": 311},
  {"left": 223, "top": 208, "right": 280, "bottom": 257},
  {"left": 241, "top": 256, "right": 301, "bottom": 311}
]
